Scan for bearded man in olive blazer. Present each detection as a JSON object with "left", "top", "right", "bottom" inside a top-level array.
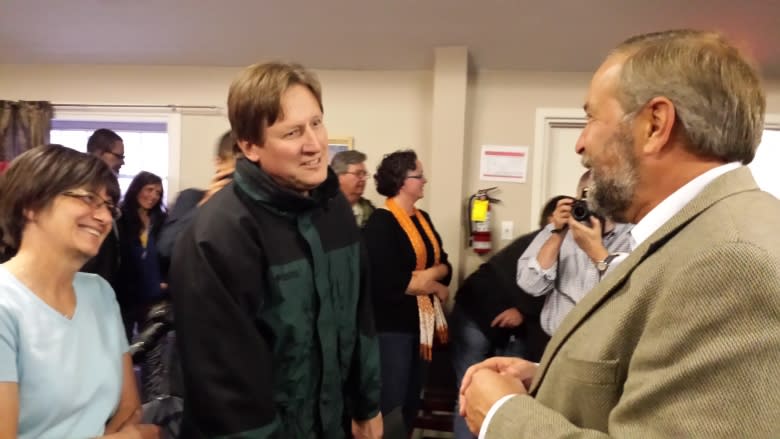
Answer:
[{"left": 459, "top": 29, "right": 780, "bottom": 438}]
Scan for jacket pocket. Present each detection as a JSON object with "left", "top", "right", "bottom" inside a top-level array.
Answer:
[{"left": 562, "top": 354, "right": 619, "bottom": 385}]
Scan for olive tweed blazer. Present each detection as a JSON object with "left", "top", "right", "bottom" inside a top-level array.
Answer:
[{"left": 486, "top": 167, "right": 780, "bottom": 438}]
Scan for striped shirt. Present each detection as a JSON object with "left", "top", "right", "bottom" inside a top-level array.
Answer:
[{"left": 517, "top": 222, "right": 633, "bottom": 336}]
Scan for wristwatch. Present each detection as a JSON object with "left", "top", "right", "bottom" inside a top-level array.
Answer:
[{"left": 595, "top": 254, "right": 618, "bottom": 275}]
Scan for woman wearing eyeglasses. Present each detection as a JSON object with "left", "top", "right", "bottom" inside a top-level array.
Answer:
[
  {"left": 0, "top": 145, "right": 159, "bottom": 438},
  {"left": 362, "top": 149, "right": 451, "bottom": 434}
]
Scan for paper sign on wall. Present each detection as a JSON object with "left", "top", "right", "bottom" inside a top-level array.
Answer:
[{"left": 479, "top": 145, "right": 528, "bottom": 183}]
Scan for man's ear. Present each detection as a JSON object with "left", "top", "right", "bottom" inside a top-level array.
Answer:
[
  {"left": 237, "top": 140, "right": 262, "bottom": 162},
  {"left": 22, "top": 208, "right": 35, "bottom": 222},
  {"left": 638, "top": 96, "right": 676, "bottom": 155}
]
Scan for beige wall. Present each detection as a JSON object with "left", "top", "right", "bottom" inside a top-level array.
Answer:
[
  {"left": 0, "top": 65, "right": 432, "bottom": 204},
  {"left": 1, "top": 63, "right": 779, "bottom": 281},
  {"left": 461, "top": 71, "right": 591, "bottom": 274}
]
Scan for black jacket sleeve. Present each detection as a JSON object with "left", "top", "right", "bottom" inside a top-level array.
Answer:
[
  {"left": 157, "top": 188, "right": 205, "bottom": 260},
  {"left": 170, "top": 200, "right": 280, "bottom": 438},
  {"left": 456, "top": 230, "right": 545, "bottom": 337}
]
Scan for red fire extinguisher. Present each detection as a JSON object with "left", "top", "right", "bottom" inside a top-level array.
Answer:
[{"left": 468, "top": 187, "right": 500, "bottom": 255}]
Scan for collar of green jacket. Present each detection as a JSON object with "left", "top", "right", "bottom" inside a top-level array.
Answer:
[{"left": 233, "top": 157, "right": 340, "bottom": 216}]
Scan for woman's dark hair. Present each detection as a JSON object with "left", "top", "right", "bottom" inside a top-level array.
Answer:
[
  {"left": 0, "top": 144, "right": 120, "bottom": 252},
  {"left": 374, "top": 149, "right": 418, "bottom": 197},
  {"left": 120, "top": 171, "right": 166, "bottom": 239},
  {"left": 540, "top": 195, "right": 569, "bottom": 229}
]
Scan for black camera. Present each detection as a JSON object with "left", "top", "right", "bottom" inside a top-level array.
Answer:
[{"left": 571, "top": 188, "right": 593, "bottom": 223}]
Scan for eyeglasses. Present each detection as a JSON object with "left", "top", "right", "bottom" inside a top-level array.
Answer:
[
  {"left": 343, "top": 171, "right": 369, "bottom": 179},
  {"left": 105, "top": 151, "right": 125, "bottom": 161},
  {"left": 406, "top": 174, "right": 426, "bottom": 180},
  {"left": 62, "top": 191, "right": 122, "bottom": 219}
]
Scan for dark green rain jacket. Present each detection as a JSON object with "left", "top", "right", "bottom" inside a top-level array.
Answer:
[{"left": 169, "top": 157, "right": 381, "bottom": 438}]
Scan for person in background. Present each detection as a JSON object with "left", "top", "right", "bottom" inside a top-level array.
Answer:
[
  {"left": 516, "top": 170, "right": 632, "bottom": 337},
  {"left": 449, "top": 194, "right": 566, "bottom": 439},
  {"left": 82, "top": 128, "right": 125, "bottom": 286},
  {"left": 116, "top": 171, "right": 167, "bottom": 342},
  {"left": 332, "top": 149, "right": 375, "bottom": 227},
  {"left": 157, "top": 130, "right": 241, "bottom": 261},
  {"left": 0, "top": 144, "right": 158, "bottom": 438},
  {"left": 168, "top": 61, "right": 382, "bottom": 438},
  {"left": 363, "top": 149, "right": 451, "bottom": 435},
  {"left": 461, "top": 29, "right": 780, "bottom": 438},
  {"left": 87, "top": 128, "right": 126, "bottom": 175}
]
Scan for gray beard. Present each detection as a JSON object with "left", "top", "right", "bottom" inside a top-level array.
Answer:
[
  {"left": 589, "top": 178, "right": 634, "bottom": 223},
  {"left": 587, "top": 128, "right": 638, "bottom": 223}
]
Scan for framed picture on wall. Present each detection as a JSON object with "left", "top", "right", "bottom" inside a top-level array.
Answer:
[{"left": 328, "top": 137, "right": 353, "bottom": 163}]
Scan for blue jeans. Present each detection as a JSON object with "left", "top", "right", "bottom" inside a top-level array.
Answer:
[
  {"left": 378, "top": 332, "right": 427, "bottom": 435},
  {"left": 449, "top": 303, "right": 526, "bottom": 439}
]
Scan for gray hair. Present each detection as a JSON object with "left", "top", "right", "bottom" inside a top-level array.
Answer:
[
  {"left": 612, "top": 29, "right": 765, "bottom": 164},
  {"left": 331, "top": 150, "right": 367, "bottom": 174}
]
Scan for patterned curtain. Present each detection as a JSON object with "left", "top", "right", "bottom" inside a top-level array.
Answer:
[
  {"left": 0, "top": 100, "right": 54, "bottom": 161},
  {"left": 0, "top": 101, "right": 13, "bottom": 162}
]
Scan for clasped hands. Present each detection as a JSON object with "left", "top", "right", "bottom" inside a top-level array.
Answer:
[
  {"left": 409, "top": 264, "right": 449, "bottom": 302},
  {"left": 459, "top": 357, "right": 538, "bottom": 435}
]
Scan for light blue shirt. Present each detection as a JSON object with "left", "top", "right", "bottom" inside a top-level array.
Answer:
[
  {"left": 517, "top": 222, "right": 634, "bottom": 336},
  {"left": 0, "top": 267, "right": 128, "bottom": 439}
]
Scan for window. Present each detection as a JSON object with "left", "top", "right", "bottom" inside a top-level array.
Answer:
[{"left": 50, "top": 118, "right": 174, "bottom": 204}]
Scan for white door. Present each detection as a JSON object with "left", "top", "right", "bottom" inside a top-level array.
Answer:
[
  {"left": 546, "top": 124, "right": 587, "bottom": 199},
  {"left": 531, "top": 109, "right": 587, "bottom": 226}
]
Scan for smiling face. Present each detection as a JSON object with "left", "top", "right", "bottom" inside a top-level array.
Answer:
[
  {"left": 575, "top": 57, "right": 640, "bottom": 222},
  {"left": 239, "top": 84, "right": 329, "bottom": 194},
  {"left": 27, "top": 187, "right": 113, "bottom": 260},
  {"left": 137, "top": 183, "right": 163, "bottom": 211}
]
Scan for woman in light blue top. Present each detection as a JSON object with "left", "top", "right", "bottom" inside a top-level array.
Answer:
[{"left": 0, "top": 145, "right": 159, "bottom": 439}]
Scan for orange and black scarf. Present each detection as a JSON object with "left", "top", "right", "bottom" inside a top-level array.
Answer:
[{"left": 386, "top": 198, "right": 448, "bottom": 361}]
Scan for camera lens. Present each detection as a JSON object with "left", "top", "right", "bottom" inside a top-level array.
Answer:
[{"left": 571, "top": 199, "right": 591, "bottom": 222}]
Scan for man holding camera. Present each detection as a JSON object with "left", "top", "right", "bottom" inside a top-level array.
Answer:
[{"left": 516, "top": 171, "right": 632, "bottom": 336}]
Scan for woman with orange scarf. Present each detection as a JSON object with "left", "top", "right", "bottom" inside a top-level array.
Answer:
[{"left": 363, "top": 149, "right": 451, "bottom": 434}]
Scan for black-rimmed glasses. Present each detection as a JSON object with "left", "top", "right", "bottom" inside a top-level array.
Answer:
[
  {"left": 105, "top": 151, "right": 125, "bottom": 161},
  {"left": 344, "top": 170, "right": 369, "bottom": 179},
  {"left": 62, "top": 191, "right": 122, "bottom": 219},
  {"left": 406, "top": 174, "right": 425, "bottom": 180}
]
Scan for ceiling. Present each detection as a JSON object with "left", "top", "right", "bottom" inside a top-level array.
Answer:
[{"left": 2, "top": 0, "right": 779, "bottom": 77}]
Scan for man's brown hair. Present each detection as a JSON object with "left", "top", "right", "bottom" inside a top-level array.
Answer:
[{"left": 228, "top": 62, "right": 323, "bottom": 146}]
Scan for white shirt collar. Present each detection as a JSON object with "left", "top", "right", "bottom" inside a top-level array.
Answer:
[{"left": 630, "top": 162, "right": 741, "bottom": 250}]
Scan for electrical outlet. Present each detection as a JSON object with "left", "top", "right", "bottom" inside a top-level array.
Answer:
[{"left": 501, "top": 221, "right": 513, "bottom": 240}]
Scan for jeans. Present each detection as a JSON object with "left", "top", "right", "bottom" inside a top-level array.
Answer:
[
  {"left": 378, "top": 332, "right": 427, "bottom": 435},
  {"left": 449, "top": 303, "right": 526, "bottom": 439}
]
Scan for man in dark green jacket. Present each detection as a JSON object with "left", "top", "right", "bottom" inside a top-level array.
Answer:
[{"left": 169, "top": 62, "right": 382, "bottom": 438}]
